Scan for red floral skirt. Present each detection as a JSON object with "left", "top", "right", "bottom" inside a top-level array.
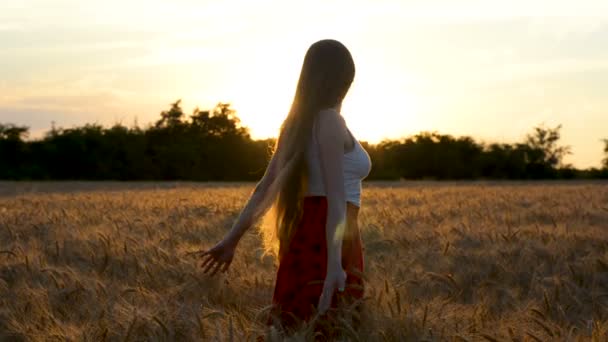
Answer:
[{"left": 269, "top": 196, "right": 365, "bottom": 331}]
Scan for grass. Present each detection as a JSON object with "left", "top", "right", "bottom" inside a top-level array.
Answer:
[{"left": 0, "top": 181, "right": 607, "bottom": 341}]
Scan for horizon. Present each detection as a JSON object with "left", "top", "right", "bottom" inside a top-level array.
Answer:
[
  {"left": 6, "top": 101, "right": 602, "bottom": 171},
  {"left": 1, "top": 1, "right": 607, "bottom": 168}
]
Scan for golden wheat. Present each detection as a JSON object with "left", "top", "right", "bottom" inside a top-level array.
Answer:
[{"left": 0, "top": 181, "right": 607, "bottom": 341}]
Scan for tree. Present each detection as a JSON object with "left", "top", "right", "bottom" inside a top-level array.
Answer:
[
  {"left": 602, "top": 138, "right": 608, "bottom": 169},
  {"left": 525, "top": 124, "right": 571, "bottom": 168},
  {"left": 2, "top": 102, "right": 606, "bottom": 181},
  {"left": 191, "top": 102, "right": 248, "bottom": 137},
  {"left": 0, "top": 124, "right": 30, "bottom": 179},
  {"left": 0, "top": 124, "right": 29, "bottom": 141},
  {"left": 155, "top": 99, "right": 185, "bottom": 128}
]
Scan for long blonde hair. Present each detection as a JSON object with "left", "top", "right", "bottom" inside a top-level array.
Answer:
[{"left": 259, "top": 39, "right": 356, "bottom": 259}]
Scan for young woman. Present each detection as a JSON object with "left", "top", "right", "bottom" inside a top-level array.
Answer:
[{"left": 199, "top": 39, "right": 372, "bottom": 333}]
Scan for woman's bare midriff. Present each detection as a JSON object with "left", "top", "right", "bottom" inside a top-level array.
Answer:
[{"left": 345, "top": 201, "right": 360, "bottom": 242}]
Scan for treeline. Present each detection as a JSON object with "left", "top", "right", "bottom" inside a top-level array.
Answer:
[
  {"left": 1, "top": 101, "right": 607, "bottom": 180},
  {"left": 0, "top": 102, "right": 271, "bottom": 181},
  {"left": 365, "top": 130, "right": 608, "bottom": 180}
]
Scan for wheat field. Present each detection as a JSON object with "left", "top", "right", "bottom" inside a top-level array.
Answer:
[{"left": 0, "top": 181, "right": 607, "bottom": 341}]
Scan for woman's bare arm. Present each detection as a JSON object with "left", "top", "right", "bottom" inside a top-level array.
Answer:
[
  {"left": 316, "top": 109, "right": 347, "bottom": 265},
  {"left": 200, "top": 148, "right": 280, "bottom": 275},
  {"left": 315, "top": 108, "right": 348, "bottom": 313},
  {"left": 223, "top": 150, "right": 280, "bottom": 245}
]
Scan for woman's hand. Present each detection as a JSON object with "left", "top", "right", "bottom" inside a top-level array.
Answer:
[
  {"left": 317, "top": 264, "right": 347, "bottom": 314},
  {"left": 199, "top": 238, "right": 237, "bottom": 276}
]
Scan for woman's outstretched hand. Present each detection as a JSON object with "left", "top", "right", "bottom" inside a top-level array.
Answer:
[
  {"left": 199, "top": 238, "right": 237, "bottom": 276},
  {"left": 317, "top": 264, "right": 347, "bottom": 314}
]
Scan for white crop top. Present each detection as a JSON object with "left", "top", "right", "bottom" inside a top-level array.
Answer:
[{"left": 306, "top": 112, "right": 372, "bottom": 207}]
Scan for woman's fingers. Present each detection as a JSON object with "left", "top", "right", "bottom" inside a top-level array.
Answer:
[
  {"left": 319, "top": 292, "right": 330, "bottom": 313},
  {"left": 203, "top": 258, "right": 218, "bottom": 274},
  {"left": 200, "top": 254, "right": 214, "bottom": 269},
  {"left": 318, "top": 269, "right": 348, "bottom": 313},
  {"left": 337, "top": 274, "right": 346, "bottom": 291},
  {"left": 317, "top": 286, "right": 332, "bottom": 314},
  {"left": 220, "top": 261, "right": 231, "bottom": 273},
  {"left": 209, "top": 261, "right": 224, "bottom": 276},
  {"left": 199, "top": 244, "right": 233, "bottom": 276}
]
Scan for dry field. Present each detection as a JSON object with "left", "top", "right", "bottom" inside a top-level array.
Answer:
[{"left": 0, "top": 181, "right": 607, "bottom": 341}]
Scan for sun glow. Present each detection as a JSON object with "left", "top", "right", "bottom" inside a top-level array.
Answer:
[
  {"left": 342, "top": 68, "right": 420, "bottom": 143},
  {"left": 220, "top": 45, "right": 420, "bottom": 144},
  {"left": 2, "top": 0, "right": 607, "bottom": 167}
]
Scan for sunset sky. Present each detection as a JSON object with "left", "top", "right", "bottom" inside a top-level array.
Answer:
[{"left": 1, "top": 0, "right": 607, "bottom": 168}]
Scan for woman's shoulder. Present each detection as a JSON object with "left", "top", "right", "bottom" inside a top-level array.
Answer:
[
  {"left": 316, "top": 108, "right": 346, "bottom": 130},
  {"left": 314, "top": 108, "right": 348, "bottom": 142},
  {"left": 318, "top": 107, "right": 342, "bottom": 119}
]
